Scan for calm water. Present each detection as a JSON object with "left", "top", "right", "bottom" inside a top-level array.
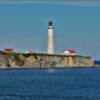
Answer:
[{"left": 0, "top": 67, "right": 100, "bottom": 100}]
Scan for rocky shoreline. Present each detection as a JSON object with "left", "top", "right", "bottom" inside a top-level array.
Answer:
[{"left": 0, "top": 52, "right": 93, "bottom": 68}]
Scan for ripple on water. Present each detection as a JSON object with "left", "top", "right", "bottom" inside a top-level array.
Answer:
[{"left": 0, "top": 67, "right": 99, "bottom": 100}]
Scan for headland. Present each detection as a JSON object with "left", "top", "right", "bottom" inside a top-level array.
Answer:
[
  {"left": 0, "top": 52, "right": 93, "bottom": 68},
  {"left": 0, "top": 21, "right": 94, "bottom": 68}
]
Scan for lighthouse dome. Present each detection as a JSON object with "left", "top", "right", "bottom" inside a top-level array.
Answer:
[{"left": 48, "top": 21, "right": 53, "bottom": 26}]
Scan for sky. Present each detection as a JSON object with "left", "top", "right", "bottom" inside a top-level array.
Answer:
[{"left": 0, "top": 0, "right": 100, "bottom": 60}]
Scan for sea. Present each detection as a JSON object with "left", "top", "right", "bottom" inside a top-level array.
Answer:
[{"left": 0, "top": 67, "right": 100, "bottom": 100}]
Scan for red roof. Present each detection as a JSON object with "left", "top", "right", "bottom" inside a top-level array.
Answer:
[
  {"left": 64, "top": 49, "right": 76, "bottom": 53},
  {"left": 4, "top": 48, "right": 13, "bottom": 52}
]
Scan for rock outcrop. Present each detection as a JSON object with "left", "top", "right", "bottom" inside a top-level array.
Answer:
[{"left": 0, "top": 53, "right": 93, "bottom": 68}]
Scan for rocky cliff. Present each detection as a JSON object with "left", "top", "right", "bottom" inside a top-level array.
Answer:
[{"left": 0, "top": 52, "right": 93, "bottom": 68}]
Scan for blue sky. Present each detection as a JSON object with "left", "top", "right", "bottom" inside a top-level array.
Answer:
[{"left": 0, "top": 0, "right": 100, "bottom": 60}]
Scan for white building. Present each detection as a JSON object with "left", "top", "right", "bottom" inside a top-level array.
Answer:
[{"left": 63, "top": 49, "right": 76, "bottom": 55}]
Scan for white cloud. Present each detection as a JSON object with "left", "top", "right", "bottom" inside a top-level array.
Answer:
[
  {"left": 67, "top": 1, "right": 100, "bottom": 7},
  {"left": 0, "top": 0, "right": 100, "bottom": 6}
]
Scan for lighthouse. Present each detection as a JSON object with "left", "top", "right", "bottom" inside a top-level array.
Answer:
[{"left": 47, "top": 21, "right": 54, "bottom": 54}]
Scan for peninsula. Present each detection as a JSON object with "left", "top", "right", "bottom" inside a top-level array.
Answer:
[
  {"left": 0, "top": 51, "right": 93, "bottom": 68},
  {"left": 0, "top": 21, "right": 93, "bottom": 68}
]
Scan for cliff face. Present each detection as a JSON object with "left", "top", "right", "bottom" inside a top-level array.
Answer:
[{"left": 0, "top": 53, "right": 93, "bottom": 68}]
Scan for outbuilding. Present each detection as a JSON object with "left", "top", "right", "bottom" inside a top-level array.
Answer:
[{"left": 63, "top": 49, "right": 76, "bottom": 55}]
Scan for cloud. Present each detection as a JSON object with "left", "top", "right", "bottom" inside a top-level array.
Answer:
[
  {"left": 66, "top": 1, "right": 100, "bottom": 7},
  {"left": 0, "top": 0, "right": 100, "bottom": 6}
]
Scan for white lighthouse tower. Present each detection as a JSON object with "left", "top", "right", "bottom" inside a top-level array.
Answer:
[{"left": 47, "top": 21, "right": 54, "bottom": 54}]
